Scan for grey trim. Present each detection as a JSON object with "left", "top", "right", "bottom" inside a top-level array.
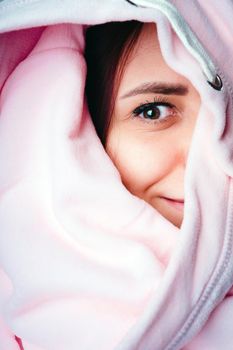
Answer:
[{"left": 126, "top": 0, "right": 223, "bottom": 90}]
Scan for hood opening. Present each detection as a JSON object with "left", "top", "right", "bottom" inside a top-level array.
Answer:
[{"left": 0, "top": 3, "right": 232, "bottom": 350}]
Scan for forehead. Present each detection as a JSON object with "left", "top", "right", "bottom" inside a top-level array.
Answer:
[
  {"left": 126, "top": 23, "right": 163, "bottom": 66},
  {"left": 117, "top": 22, "right": 192, "bottom": 95},
  {"left": 135, "top": 22, "right": 160, "bottom": 50}
]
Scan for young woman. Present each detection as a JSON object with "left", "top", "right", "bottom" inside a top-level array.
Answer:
[
  {"left": 0, "top": 1, "right": 232, "bottom": 349},
  {"left": 85, "top": 21, "right": 200, "bottom": 229}
]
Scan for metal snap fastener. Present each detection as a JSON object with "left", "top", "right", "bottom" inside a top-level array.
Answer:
[{"left": 207, "top": 74, "right": 223, "bottom": 91}]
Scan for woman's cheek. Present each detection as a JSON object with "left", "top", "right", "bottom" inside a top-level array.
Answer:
[{"left": 107, "top": 130, "right": 167, "bottom": 194}]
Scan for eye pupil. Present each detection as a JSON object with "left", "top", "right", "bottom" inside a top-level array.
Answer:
[{"left": 144, "top": 107, "right": 159, "bottom": 119}]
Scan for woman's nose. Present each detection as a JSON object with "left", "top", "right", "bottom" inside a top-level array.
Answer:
[
  {"left": 176, "top": 121, "right": 196, "bottom": 168},
  {"left": 180, "top": 136, "right": 191, "bottom": 168}
]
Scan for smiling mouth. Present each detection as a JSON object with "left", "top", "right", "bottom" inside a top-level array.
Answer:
[{"left": 160, "top": 197, "right": 184, "bottom": 210}]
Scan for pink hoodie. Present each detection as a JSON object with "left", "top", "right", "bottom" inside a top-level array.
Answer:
[{"left": 0, "top": 0, "right": 232, "bottom": 349}]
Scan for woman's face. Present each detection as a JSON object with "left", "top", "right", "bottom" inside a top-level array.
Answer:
[{"left": 105, "top": 23, "right": 200, "bottom": 228}]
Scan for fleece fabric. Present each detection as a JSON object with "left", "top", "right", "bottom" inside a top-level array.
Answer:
[{"left": 0, "top": 0, "right": 233, "bottom": 349}]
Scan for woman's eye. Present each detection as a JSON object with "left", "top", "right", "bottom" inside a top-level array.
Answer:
[{"left": 132, "top": 102, "right": 176, "bottom": 124}]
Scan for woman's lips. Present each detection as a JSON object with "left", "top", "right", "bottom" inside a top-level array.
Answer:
[{"left": 160, "top": 197, "right": 184, "bottom": 211}]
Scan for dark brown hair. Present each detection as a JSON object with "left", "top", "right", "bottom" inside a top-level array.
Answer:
[{"left": 84, "top": 21, "right": 143, "bottom": 146}]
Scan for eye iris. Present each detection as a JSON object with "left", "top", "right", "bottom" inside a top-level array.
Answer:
[{"left": 143, "top": 106, "right": 159, "bottom": 119}]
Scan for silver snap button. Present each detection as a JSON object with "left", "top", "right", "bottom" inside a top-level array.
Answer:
[{"left": 207, "top": 74, "right": 223, "bottom": 91}]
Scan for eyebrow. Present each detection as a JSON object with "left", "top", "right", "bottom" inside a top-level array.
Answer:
[{"left": 120, "top": 82, "right": 189, "bottom": 98}]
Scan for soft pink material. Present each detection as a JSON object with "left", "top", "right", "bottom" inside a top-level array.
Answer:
[{"left": 0, "top": 1, "right": 233, "bottom": 349}]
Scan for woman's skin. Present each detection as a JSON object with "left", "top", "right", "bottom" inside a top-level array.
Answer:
[{"left": 105, "top": 23, "right": 200, "bottom": 229}]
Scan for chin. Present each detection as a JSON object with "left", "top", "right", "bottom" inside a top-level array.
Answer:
[{"left": 165, "top": 213, "right": 183, "bottom": 228}]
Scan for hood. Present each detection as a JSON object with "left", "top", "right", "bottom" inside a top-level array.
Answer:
[{"left": 0, "top": 1, "right": 233, "bottom": 349}]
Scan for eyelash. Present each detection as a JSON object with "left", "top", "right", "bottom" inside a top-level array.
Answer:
[{"left": 131, "top": 97, "right": 178, "bottom": 125}]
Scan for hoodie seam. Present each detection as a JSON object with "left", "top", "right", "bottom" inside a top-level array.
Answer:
[
  {"left": 166, "top": 178, "right": 233, "bottom": 349},
  {"left": 28, "top": 46, "right": 81, "bottom": 57}
]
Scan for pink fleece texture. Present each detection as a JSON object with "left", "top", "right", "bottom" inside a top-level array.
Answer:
[{"left": 0, "top": 1, "right": 233, "bottom": 349}]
